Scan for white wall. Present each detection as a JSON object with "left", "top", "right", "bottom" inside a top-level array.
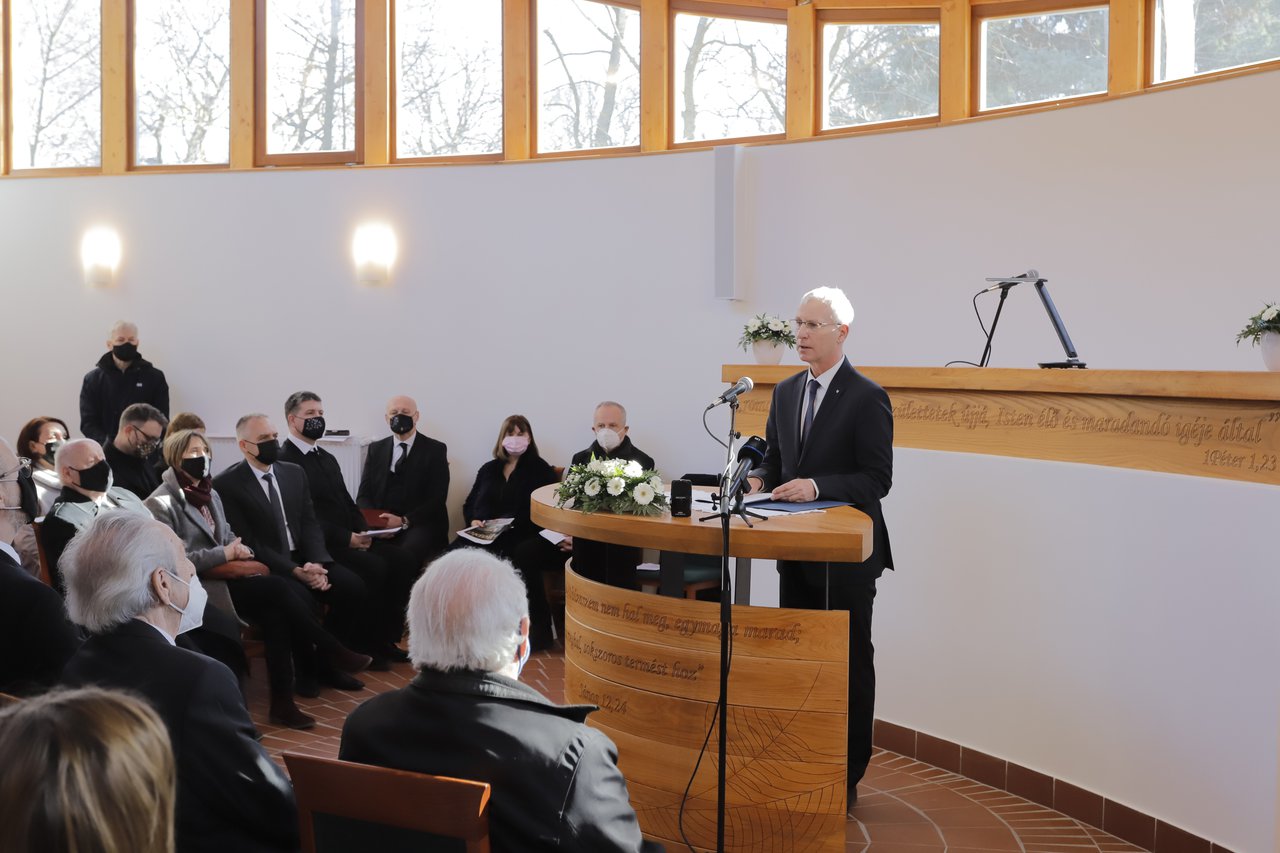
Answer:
[{"left": 3, "top": 67, "right": 1277, "bottom": 851}]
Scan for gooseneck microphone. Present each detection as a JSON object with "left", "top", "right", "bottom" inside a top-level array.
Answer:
[
  {"left": 980, "top": 269, "right": 1040, "bottom": 293},
  {"left": 726, "top": 436, "right": 767, "bottom": 499},
  {"left": 707, "top": 376, "right": 753, "bottom": 410}
]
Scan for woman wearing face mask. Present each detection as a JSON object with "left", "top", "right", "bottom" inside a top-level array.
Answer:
[
  {"left": 146, "top": 429, "right": 372, "bottom": 730},
  {"left": 16, "top": 416, "right": 70, "bottom": 515},
  {"left": 459, "top": 415, "right": 562, "bottom": 651}
]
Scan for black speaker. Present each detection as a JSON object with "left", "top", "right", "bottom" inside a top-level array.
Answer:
[{"left": 670, "top": 479, "right": 692, "bottom": 517}]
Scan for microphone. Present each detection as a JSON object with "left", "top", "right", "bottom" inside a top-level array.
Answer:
[
  {"left": 725, "top": 436, "right": 767, "bottom": 499},
  {"left": 707, "top": 376, "right": 754, "bottom": 410},
  {"left": 981, "top": 269, "right": 1040, "bottom": 293}
]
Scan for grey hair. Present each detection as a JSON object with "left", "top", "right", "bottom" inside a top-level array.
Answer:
[
  {"left": 62, "top": 514, "right": 181, "bottom": 634},
  {"left": 408, "top": 549, "right": 529, "bottom": 673},
  {"left": 594, "top": 401, "right": 627, "bottom": 424},
  {"left": 54, "top": 438, "right": 102, "bottom": 472},
  {"left": 234, "top": 413, "right": 270, "bottom": 438},
  {"left": 284, "top": 391, "right": 321, "bottom": 418},
  {"left": 108, "top": 320, "right": 138, "bottom": 338},
  {"left": 801, "top": 286, "right": 855, "bottom": 326}
]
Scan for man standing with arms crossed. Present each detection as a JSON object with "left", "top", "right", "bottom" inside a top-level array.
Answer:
[{"left": 747, "top": 286, "right": 894, "bottom": 802}]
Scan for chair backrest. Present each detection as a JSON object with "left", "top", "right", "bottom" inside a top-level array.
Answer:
[
  {"left": 0, "top": 691, "right": 22, "bottom": 707},
  {"left": 30, "top": 517, "right": 52, "bottom": 587},
  {"left": 283, "top": 752, "right": 491, "bottom": 853}
]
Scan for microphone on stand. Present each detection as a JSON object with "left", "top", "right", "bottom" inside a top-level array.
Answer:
[
  {"left": 725, "top": 436, "right": 767, "bottom": 499},
  {"left": 707, "top": 377, "right": 754, "bottom": 410},
  {"left": 980, "top": 269, "right": 1040, "bottom": 293}
]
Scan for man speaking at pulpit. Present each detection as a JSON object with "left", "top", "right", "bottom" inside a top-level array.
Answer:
[{"left": 746, "top": 286, "right": 894, "bottom": 801}]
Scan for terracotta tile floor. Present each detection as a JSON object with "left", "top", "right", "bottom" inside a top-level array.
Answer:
[{"left": 245, "top": 651, "right": 1147, "bottom": 853}]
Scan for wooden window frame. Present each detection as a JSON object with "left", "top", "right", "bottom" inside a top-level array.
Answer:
[
  {"left": 389, "top": 0, "right": 504, "bottom": 164},
  {"left": 255, "top": 0, "right": 365, "bottom": 167},
  {"left": 815, "top": 7, "right": 943, "bottom": 137},
  {"left": 1, "top": 0, "right": 10, "bottom": 175},
  {"left": 668, "top": 1, "right": 789, "bottom": 149},
  {"left": 1143, "top": 0, "right": 1280, "bottom": 90},
  {"left": 531, "top": 0, "right": 642, "bottom": 158},
  {"left": 971, "top": 0, "right": 1111, "bottom": 116}
]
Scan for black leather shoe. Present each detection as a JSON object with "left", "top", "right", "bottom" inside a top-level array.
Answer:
[
  {"left": 321, "top": 670, "right": 366, "bottom": 691},
  {"left": 270, "top": 698, "right": 316, "bottom": 730},
  {"left": 384, "top": 644, "right": 410, "bottom": 663},
  {"left": 326, "top": 647, "right": 373, "bottom": 674},
  {"left": 294, "top": 677, "right": 320, "bottom": 698},
  {"left": 367, "top": 655, "right": 392, "bottom": 672}
]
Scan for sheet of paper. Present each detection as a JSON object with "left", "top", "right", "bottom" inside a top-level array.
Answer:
[
  {"left": 539, "top": 529, "right": 568, "bottom": 546},
  {"left": 361, "top": 526, "right": 404, "bottom": 538}
]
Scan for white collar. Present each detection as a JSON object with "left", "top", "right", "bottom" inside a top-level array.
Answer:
[
  {"left": 807, "top": 357, "right": 845, "bottom": 389},
  {"left": 393, "top": 432, "right": 417, "bottom": 452},
  {"left": 286, "top": 434, "right": 316, "bottom": 456}
]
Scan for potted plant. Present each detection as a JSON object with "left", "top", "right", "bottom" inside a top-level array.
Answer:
[
  {"left": 1236, "top": 303, "right": 1280, "bottom": 371},
  {"left": 739, "top": 313, "right": 796, "bottom": 365}
]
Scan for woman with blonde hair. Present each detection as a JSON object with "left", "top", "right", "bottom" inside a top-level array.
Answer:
[{"left": 0, "top": 687, "right": 176, "bottom": 853}]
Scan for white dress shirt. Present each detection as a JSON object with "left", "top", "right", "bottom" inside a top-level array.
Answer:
[{"left": 389, "top": 432, "right": 417, "bottom": 472}]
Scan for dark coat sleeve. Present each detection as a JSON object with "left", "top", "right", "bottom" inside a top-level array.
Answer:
[
  {"left": 407, "top": 441, "right": 450, "bottom": 532},
  {"left": 811, "top": 383, "right": 893, "bottom": 508},
  {"left": 40, "top": 512, "right": 79, "bottom": 592},
  {"left": 151, "top": 367, "right": 170, "bottom": 418},
  {"left": 355, "top": 440, "right": 385, "bottom": 510},
  {"left": 461, "top": 463, "right": 491, "bottom": 523},
  {"left": 215, "top": 479, "right": 295, "bottom": 577},
  {"left": 754, "top": 382, "right": 786, "bottom": 491},
  {"left": 293, "top": 473, "right": 334, "bottom": 565},
  {"left": 79, "top": 370, "right": 108, "bottom": 446},
  {"left": 561, "top": 727, "right": 656, "bottom": 853}
]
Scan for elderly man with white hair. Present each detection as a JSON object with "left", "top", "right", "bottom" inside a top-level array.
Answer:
[
  {"left": 79, "top": 319, "right": 170, "bottom": 447},
  {"left": 59, "top": 512, "right": 299, "bottom": 853},
  {"left": 340, "top": 548, "right": 663, "bottom": 853}
]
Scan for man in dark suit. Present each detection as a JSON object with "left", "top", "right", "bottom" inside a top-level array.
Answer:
[
  {"left": 59, "top": 512, "right": 298, "bottom": 853},
  {"left": 0, "top": 541, "right": 80, "bottom": 696},
  {"left": 357, "top": 394, "right": 450, "bottom": 568},
  {"left": 213, "top": 412, "right": 371, "bottom": 692},
  {"left": 79, "top": 320, "right": 170, "bottom": 447},
  {"left": 279, "top": 391, "right": 417, "bottom": 667},
  {"left": 747, "top": 286, "right": 894, "bottom": 800}
]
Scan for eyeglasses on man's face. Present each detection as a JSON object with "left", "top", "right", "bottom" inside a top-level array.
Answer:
[{"left": 790, "top": 319, "right": 841, "bottom": 333}]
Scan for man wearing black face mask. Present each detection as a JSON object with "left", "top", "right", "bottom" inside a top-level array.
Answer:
[
  {"left": 280, "top": 391, "right": 419, "bottom": 668},
  {"left": 357, "top": 395, "right": 450, "bottom": 569},
  {"left": 78, "top": 320, "right": 170, "bottom": 447},
  {"left": 104, "top": 403, "right": 168, "bottom": 500}
]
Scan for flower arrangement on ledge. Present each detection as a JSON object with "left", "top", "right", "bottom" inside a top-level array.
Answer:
[
  {"left": 1236, "top": 303, "right": 1280, "bottom": 346},
  {"left": 555, "top": 457, "right": 668, "bottom": 516},
  {"left": 738, "top": 313, "right": 797, "bottom": 350}
]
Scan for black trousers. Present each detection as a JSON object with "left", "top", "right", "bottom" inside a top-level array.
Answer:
[
  {"left": 447, "top": 533, "right": 560, "bottom": 651},
  {"left": 571, "top": 539, "right": 642, "bottom": 591},
  {"left": 388, "top": 524, "right": 446, "bottom": 570},
  {"left": 331, "top": 540, "right": 418, "bottom": 649},
  {"left": 779, "top": 563, "right": 878, "bottom": 787}
]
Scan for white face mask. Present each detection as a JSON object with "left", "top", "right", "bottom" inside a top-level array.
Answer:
[
  {"left": 166, "top": 571, "right": 207, "bottom": 634},
  {"left": 595, "top": 428, "right": 622, "bottom": 453},
  {"left": 515, "top": 635, "right": 531, "bottom": 678}
]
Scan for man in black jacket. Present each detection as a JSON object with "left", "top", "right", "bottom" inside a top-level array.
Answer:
[
  {"left": 747, "top": 286, "right": 894, "bottom": 801},
  {"left": 357, "top": 394, "right": 450, "bottom": 568},
  {"left": 59, "top": 512, "right": 299, "bottom": 853},
  {"left": 0, "top": 541, "right": 80, "bottom": 696},
  {"left": 341, "top": 547, "right": 662, "bottom": 853},
  {"left": 79, "top": 320, "right": 170, "bottom": 447},
  {"left": 103, "top": 403, "right": 167, "bottom": 499},
  {"left": 279, "top": 391, "right": 417, "bottom": 667},
  {"left": 214, "top": 413, "right": 371, "bottom": 692}
]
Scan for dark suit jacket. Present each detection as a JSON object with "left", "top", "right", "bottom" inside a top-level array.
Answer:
[
  {"left": 341, "top": 668, "right": 660, "bottom": 853},
  {"left": 213, "top": 459, "right": 331, "bottom": 576},
  {"left": 79, "top": 351, "right": 170, "bottom": 446},
  {"left": 61, "top": 619, "right": 298, "bottom": 853},
  {"left": 43, "top": 486, "right": 151, "bottom": 592},
  {"left": 751, "top": 357, "right": 894, "bottom": 582},
  {"left": 278, "top": 440, "right": 365, "bottom": 554},
  {"left": 357, "top": 433, "right": 450, "bottom": 546},
  {"left": 0, "top": 548, "right": 80, "bottom": 696}
]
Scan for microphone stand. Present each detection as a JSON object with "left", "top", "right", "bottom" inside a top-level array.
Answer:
[{"left": 978, "top": 282, "right": 1016, "bottom": 368}]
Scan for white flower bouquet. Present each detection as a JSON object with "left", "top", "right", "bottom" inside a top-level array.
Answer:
[
  {"left": 1237, "top": 303, "right": 1280, "bottom": 346},
  {"left": 555, "top": 457, "right": 668, "bottom": 517},
  {"left": 739, "top": 313, "right": 797, "bottom": 350}
]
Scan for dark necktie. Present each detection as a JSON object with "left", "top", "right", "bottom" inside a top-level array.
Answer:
[
  {"left": 800, "top": 378, "right": 820, "bottom": 449},
  {"left": 394, "top": 442, "right": 408, "bottom": 474},
  {"left": 262, "top": 472, "right": 290, "bottom": 551}
]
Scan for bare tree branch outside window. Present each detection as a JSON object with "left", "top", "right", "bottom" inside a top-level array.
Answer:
[
  {"left": 135, "top": 0, "right": 231, "bottom": 166},
  {"left": 12, "top": 0, "right": 101, "bottom": 169},
  {"left": 674, "top": 14, "right": 787, "bottom": 143},
  {"left": 266, "top": 0, "right": 357, "bottom": 154},
  {"left": 824, "top": 23, "right": 940, "bottom": 129},
  {"left": 396, "top": 0, "right": 503, "bottom": 157},
  {"left": 982, "top": 8, "right": 1109, "bottom": 110}
]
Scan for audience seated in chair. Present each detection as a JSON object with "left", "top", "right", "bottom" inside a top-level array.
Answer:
[
  {"left": 15, "top": 415, "right": 69, "bottom": 515},
  {"left": 0, "top": 541, "right": 79, "bottom": 697},
  {"left": 340, "top": 548, "right": 663, "bottom": 853},
  {"left": 0, "top": 687, "right": 176, "bottom": 853},
  {"left": 146, "top": 429, "right": 370, "bottom": 730},
  {"left": 0, "top": 437, "right": 42, "bottom": 575},
  {"left": 78, "top": 319, "right": 170, "bottom": 448},
  {"left": 279, "top": 391, "right": 417, "bottom": 669},
  {"left": 214, "top": 413, "right": 374, "bottom": 694},
  {"left": 105, "top": 403, "right": 167, "bottom": 500},
  {"left": 357, "top": 394, "right": 450, "bottom": 568},
  {"left": 59, "top": 513, "right": 299, "bottom": 853}
]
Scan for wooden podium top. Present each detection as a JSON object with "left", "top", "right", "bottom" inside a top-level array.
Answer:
[{"left": 530, "top": 483, "right": 872, "bottom": 563}]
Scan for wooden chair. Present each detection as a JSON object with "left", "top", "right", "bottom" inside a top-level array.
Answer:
[
  {"left": 0, "top": 692, "right": 22, "bottom": 708},
  {"left": 283, "top": 752, "right": 491, "bottom": 853},
  {"left": 30, "top": 517, "right": 52, "bottom": 587},
  {"left": 638, "top": 562, "right": 721, "bottom": 599}
]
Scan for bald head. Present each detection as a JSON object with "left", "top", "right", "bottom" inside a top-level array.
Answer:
[
  {"left": 386, "top": 396, "right": 420, "bottom": 438},
  {"left": 56, "top": 439, "right": 107, "bottom": 495}
]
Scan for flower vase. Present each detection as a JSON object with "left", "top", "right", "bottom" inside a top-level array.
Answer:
[
  {"left": 752, "top": 340, "right": 784, "bottom": 365},
  {"left": 1262, "top": 331, "right": 1280, "bottom": 372}
]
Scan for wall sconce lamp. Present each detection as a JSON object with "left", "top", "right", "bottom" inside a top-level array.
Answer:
[
  {"left": 81, "top": 226, "right": 122, "bottom": 288},
  {"left": 352, "top": 223, "right": 398, "bottom": 286}
]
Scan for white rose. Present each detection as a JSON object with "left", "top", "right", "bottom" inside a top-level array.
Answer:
[
  {"left": 648, "top": 475, "right": 663, "bottom": 490},
  {"left": 589, "top": 459, "right": 607, "bottom": 474},
  {"left": 607, "top": 477, "right": 626, "bottom": 496},
  {"left": 1262, "top": 306, "right": 1280, "bottom": 322},
  {"left": 584, "top": 478, "right": 602, "bottom": 497},
  {"left": 747, "top": 318, "right": 761, "bottom": 331},
  {"left": 633, "top": 483, "right": 655, "bottom": 505},
  {"left": 623, "top": 460, "right": 643, "bottom": 478},
  {"left": 768, "top": 319, "right": 784, "bottom": 331}
]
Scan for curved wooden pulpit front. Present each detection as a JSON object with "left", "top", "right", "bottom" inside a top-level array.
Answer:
[{"left": 531, "top": 485, "right": 872, "bottom": 852}]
